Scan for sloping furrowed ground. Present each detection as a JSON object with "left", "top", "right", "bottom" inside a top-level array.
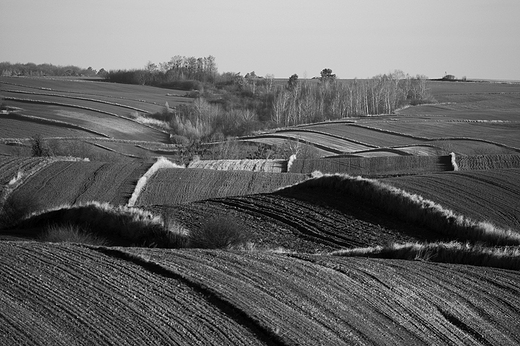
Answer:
[
  {"left": 1, "top": 241, "right": 519, "bottom": 346},
  {"left": 384, "top": 168, "right": 520, "bottom": 230},
  {"left": 10, "top": 160, "right": 152, "bottom": 209}
]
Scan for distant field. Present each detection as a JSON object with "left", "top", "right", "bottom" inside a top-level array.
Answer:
[
  {"left": 2, "top": 98, "right": 170, "bottom": 143},
  {"left": 0, "top": 114, "right": 100, "bottom": 139},
  {"left": 1, "top": 76, "right": 183, "bottom": 143},
  {"left": 358, "top": 121, "right": 520, "bottom": 149},
  {"left": 1, "top": 76, "right": 191, "bottom": 112}
]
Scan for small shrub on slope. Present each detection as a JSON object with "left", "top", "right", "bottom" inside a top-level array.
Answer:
[
  {"left": 40, "top": 224, "right": 109, "bottom": 246},
  {"left": 189, "top": 216, "right": 250, "bottom": 249}
]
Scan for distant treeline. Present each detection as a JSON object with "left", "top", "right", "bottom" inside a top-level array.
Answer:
[
  {"left": 270, "top": 72, "right": 433, "bottom": 126},
  {"left": 0, "top": 62, "right": 105, "bottom": 77},
  {"left": 106, "top": 55, "right": 218, "bottom": 89}
]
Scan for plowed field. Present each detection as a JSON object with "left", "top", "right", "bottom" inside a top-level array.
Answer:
[
  {"left": 2, "top": 98, "right": 169, "bottom": 142},
  {"left": 360, "top": 121, "right": 520, "bottom": 149},
  {"left": 135, "top": 168, "right": 308, "bottom": 205},
  {"left": 0, "top": 115, "right": 99, "bottom": 139},
  {"left": 289, "top": 155, "right": 453, "bottom": 175},
  {"left": 384, "top": 169, "right": 520, "bottom": 230},
  {"left": 11, "top": 160, "right": 152, "bottom": 208},
  {"left": 157, "top": 191, "right": 439, "bottom": 252},
  {"left": 1, "top": 76, "right": 192, "bottom": 112},
  {"left": 456, "top": 154, "right": 520, "bottom": 170},
  {"left": 0, "top": 242, "right": 264, "bottom": 346},
  {"left": 304, "top": 122, "right": 427, "bottom": 147},
  {"left": 3, "top": 241, "right": 517, "bottom": 346},
  {"left": 0, "top": 157, "right": 50, "bottom": 185}
]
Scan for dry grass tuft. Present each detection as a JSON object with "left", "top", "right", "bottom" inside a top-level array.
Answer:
[
  {"left": 189, "top": 216, "right": 250, "bottom": 249},
  {"left": 40, "top": 224, "right": 109, "bottom": 246},
  {"left": 332, "top": 242, "right": 520, "bottom": 270}
]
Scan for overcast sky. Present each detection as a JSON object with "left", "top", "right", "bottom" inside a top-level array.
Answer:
[{"left": 1, "top": 0, "right": 519, "bottom": 80}]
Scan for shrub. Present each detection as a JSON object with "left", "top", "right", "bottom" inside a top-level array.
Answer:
[
  {"left": 40, "top": 224, "right": 109, "bottom": 246},
  {"left": 31, "top": 134, "right": 53, "bottom": 157},
  {"left": 189, "top": 216, "right": 250, "bottom": 249}
]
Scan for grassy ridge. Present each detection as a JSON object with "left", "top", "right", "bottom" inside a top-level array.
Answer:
[
  {"left": 332, "top": 242, "right": 520, "bottom": 270},
  {"left": 279, "top": 173, "right": 520, "bottom": 246},
  {"left": 12, "top": 201, "right": 185, "bottom": 247}
]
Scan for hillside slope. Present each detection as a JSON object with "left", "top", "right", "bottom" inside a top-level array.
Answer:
[{"left": 1, "top": 241, "right": 519, "bottom": 346}]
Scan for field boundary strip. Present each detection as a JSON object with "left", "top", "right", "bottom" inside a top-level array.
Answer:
[
  {"left": 2, "top": 97, "right": 170, "bottom": 136},
  {"left": 89, "top": 246, "right": 286, "bottom": 346},
  {"left": 2, "top": 89, "right": 151, "bottom": 114},
  {"left": 1, "top": 79, "right": 171, "bottom": 108}
]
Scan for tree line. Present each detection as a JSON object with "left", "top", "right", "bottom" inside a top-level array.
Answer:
[
  {"left": 0, "top": 62, "right": 104, "bottom": 77},
  {"left": 270, "top": 71, "right": 433, "bottom": 126}
]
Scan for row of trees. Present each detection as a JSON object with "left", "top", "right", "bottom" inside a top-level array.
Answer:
[
  {"left": 106, "top": 55, "right": 218, "bottom": 89},
  {"left": 0, "top": 62, "right": 105, "bottom": 77},
  {"left": 270, "top": 71, "right": 433, "bottom": 126}
]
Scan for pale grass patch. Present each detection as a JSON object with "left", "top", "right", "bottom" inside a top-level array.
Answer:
[
  {"left": 331, "top": 241, "right": 520, "bottom": 270},
  {"left": 8, "top": 171, "right": 23, "bottom": 185}
]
